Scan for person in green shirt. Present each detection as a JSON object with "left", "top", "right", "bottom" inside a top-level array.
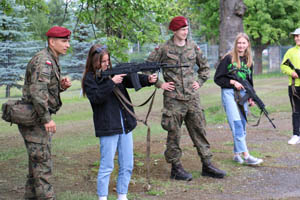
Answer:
[{"left": 281, "top": 27, "right": 300, "bottom": 145}]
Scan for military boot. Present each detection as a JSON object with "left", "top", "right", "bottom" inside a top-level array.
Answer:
[
  {"left": 170, "top": 163, "right": 193, "bottom": 181},
  {"left": 202, "top": 162, "right": 226, "bottom": 178}
]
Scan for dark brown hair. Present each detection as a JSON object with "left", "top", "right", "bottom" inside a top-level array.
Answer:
[{"left": 81, "top": 44, "right": 111, "bottom": 97}]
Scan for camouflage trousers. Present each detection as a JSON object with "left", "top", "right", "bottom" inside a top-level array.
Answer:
[
  {"left": 18, "top": 125, "right": 55, "bottom": 200},
  {"left": 161, "top": 95, "right": 213, "bottom": 166}
]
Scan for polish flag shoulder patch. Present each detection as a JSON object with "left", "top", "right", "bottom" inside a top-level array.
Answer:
[{"left": 46, "top": 61, "right": 52, "bottom": 66}]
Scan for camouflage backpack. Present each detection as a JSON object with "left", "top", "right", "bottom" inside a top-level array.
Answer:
[{"left": 1, "top": 100, "right": 38, "bottom": 126}]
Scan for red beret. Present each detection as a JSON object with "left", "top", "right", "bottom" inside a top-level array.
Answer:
[
  {"left": 169, "top": 16, "right": 188, "bottom": 31},
  {"left": 46, "top": 26, "right": 71, "bottom": 38}
]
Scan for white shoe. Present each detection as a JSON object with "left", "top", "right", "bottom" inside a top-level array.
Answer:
[
  {"left": 233, "top": 155, "right": 244, "bottom": 164},
  {"left": 118, "top": 194, "right": 128, "bottom": 200},
  {"left": 288, "top": 135, "right": 300, "bottom": 145},
  {"left": 244, "top": 155, "right": 263, "bottom": 166}
]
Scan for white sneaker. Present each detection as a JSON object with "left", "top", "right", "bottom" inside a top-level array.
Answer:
[
  {"left": 244, "top": 155, "right": 263, "bottom": 166},
  {"left": 117, "top": 194, "right": 128, "bottom": 200},
  {"left": 233, "top": 155, "right": 244, "bottom": 164},
  {"left": 288, "top": 135, "right": 300, "bottom": 145}
]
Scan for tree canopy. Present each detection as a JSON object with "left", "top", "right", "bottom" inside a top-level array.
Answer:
[
  {"left": 183, "top": 0, "right": 300, "bottom": 73},
  {"left": 244, "top": 0, "right": 300, "bottom": 45},
  {"left": 0, "top": 0, "right": 183, "bottom": 96},
  {"left": 244, "top": 0, "right": 300, "bottom": 73},
  {"left": 1, "top": 0, "right": 300, "bottom": 86},
  {"left": 72, "top": 0, "right": 179, "bottom": 61}
]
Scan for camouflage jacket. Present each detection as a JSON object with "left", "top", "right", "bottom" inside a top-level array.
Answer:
[
  {"left": 147, "top": 37, "right": 210, "bottom": 100},
  {"left": 22, "top": 47, "right": 64, "bottom": 124}
]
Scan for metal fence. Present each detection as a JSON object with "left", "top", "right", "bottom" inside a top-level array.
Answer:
[
  {"left": 267, "top": 45, "right": 291, "bottom": 72},
  {"left": 0, "top": 40, "right": 89, "bottom": 81},
  {"left": 0, "top": 40, "right": 292, "bottom": 86}
]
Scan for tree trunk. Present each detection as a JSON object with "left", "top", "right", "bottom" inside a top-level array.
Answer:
[
  {"left": 219, "top": 0, "right": 247, "bottom": 58},
  {"left": 253, "top": 45, "right": 265, "bottom": 75},
  {"left": 5, "top": 85, "right": 10, "bottom": 98}
]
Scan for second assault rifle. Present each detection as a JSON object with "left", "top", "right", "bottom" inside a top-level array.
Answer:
[
  {"left": 283, "top": 59, "right": 300, "bottom": 76},
  {"left": 229, "top": 69, "right": 276, "bottom": 128},
  {"left": 96, "top": 61, "right": 189, "bottom": 91}
]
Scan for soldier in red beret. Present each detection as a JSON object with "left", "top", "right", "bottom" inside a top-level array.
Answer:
[
  {"left": 168, "top": 16, "right": 188, "bottom": 32},
  {"left": 18, "top": 26, "right": 72, "bottom": 200},
  {"left": 46, "top": 26, "right": 71, "bottom": 56},
  {"left": 46, "top": 26, "right": 71, "bottom": 38},
  {"left": 147, "top": 16, "right": 226, "bottom": 181}
]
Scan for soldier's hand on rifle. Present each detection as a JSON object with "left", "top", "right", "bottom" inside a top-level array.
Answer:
[
  {"left": 45, "top": 120, "right": 56, "bottom": 133},
  {"left": 148, "top": 74, "right": 158, "bottom": 83},
  {"left": 292, "top": 71, "right": 299, "bottom": 79},
  {"left": 192, "top": 81, "right": 200, "bottom": 90},
  {"left": 248, "top": 98, "right": 255, "bottom": 107},
  {"left": 161, "top": 82, "right": 175, "bottom": 91},
  {"left": 112, "top": 74, "right": 126, "bottom": 84}
]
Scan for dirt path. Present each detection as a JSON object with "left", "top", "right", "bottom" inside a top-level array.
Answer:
[
  {"left": 132, "top": 112, "right": 300, "bottom": 200},
  {"left": 1, "top": 113, "right": 300, "bottom": 200},
  {"left": 1, "top": 77, "right": 300, "bottom": 200}
]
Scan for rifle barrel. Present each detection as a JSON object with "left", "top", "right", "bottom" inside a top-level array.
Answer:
[{"left": 229, "top": 68, "right": 276, "bottom": 129}]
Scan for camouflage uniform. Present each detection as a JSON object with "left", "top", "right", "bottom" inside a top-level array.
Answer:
[
  {"left": 18, "top": 47, "right": 64, "bottom": 200},
  {"left": 147, "top": 37, "right": 212, "bottom": 165}
]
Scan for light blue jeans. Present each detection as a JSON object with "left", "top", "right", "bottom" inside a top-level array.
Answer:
[
  {"left": 221, "top": 88, "right": 248, "bottom": 154},
  {"left": 97, "top": 112, "right": 134, "bottom": 197}
]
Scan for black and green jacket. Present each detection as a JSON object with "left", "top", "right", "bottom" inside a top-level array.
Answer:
[{"left": 214, "top": 54, "right": 253, "bottom": 88}]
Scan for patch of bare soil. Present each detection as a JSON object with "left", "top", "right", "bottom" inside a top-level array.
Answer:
[
  {"left": 135, "top": 111, "right": 300, "bottom": 200},
  {"left": 1, "top": 111, "right": 300, "bottom": 200}
]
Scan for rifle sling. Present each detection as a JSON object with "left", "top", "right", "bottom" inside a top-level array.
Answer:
[
  {"left": 113, "top": 86, "right": 156, "bottom": 108},
  {"left": 252, "top": 110, "right": 263, "bottom": 127},
  {"left": 113, "top": 86, "right": 157, "bottom": 187}
]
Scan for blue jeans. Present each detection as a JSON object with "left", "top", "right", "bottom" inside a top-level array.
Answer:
[
  {"left": 221, "top": 88, "right": 248, "bottom": 154},
  {"left": 97, "top": 113, "right": 134, "bottom": 197}
]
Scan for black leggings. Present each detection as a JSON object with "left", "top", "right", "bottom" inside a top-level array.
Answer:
[{"left": 289, "top": 86, "right": 300, "bottom": 136}]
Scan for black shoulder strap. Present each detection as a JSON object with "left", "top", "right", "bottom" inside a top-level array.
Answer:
[{"left": 113, "top": 87, "right": 157, "bottom": 188}]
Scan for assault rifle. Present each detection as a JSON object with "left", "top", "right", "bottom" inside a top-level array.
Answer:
[
  {"left": 229, "top": 69, "right": 276, "bottom": 128},
  {"left": 96, "top": 62, "right": 189, "bottom": 91},
  {"left": 283, "top": 59, "right": 300, "bottom": 76}
]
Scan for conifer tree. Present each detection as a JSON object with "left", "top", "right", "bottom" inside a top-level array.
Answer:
[
  {"left": 60, "top": 23, "right": 99, "bottom": 80},
  {"left": 0, "top": 9, "right": 35, "bottom": 97}
]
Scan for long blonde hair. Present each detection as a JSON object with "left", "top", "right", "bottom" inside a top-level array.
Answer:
[{"left": 230, "top": 32, "right": 253, "bottom": 68}]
